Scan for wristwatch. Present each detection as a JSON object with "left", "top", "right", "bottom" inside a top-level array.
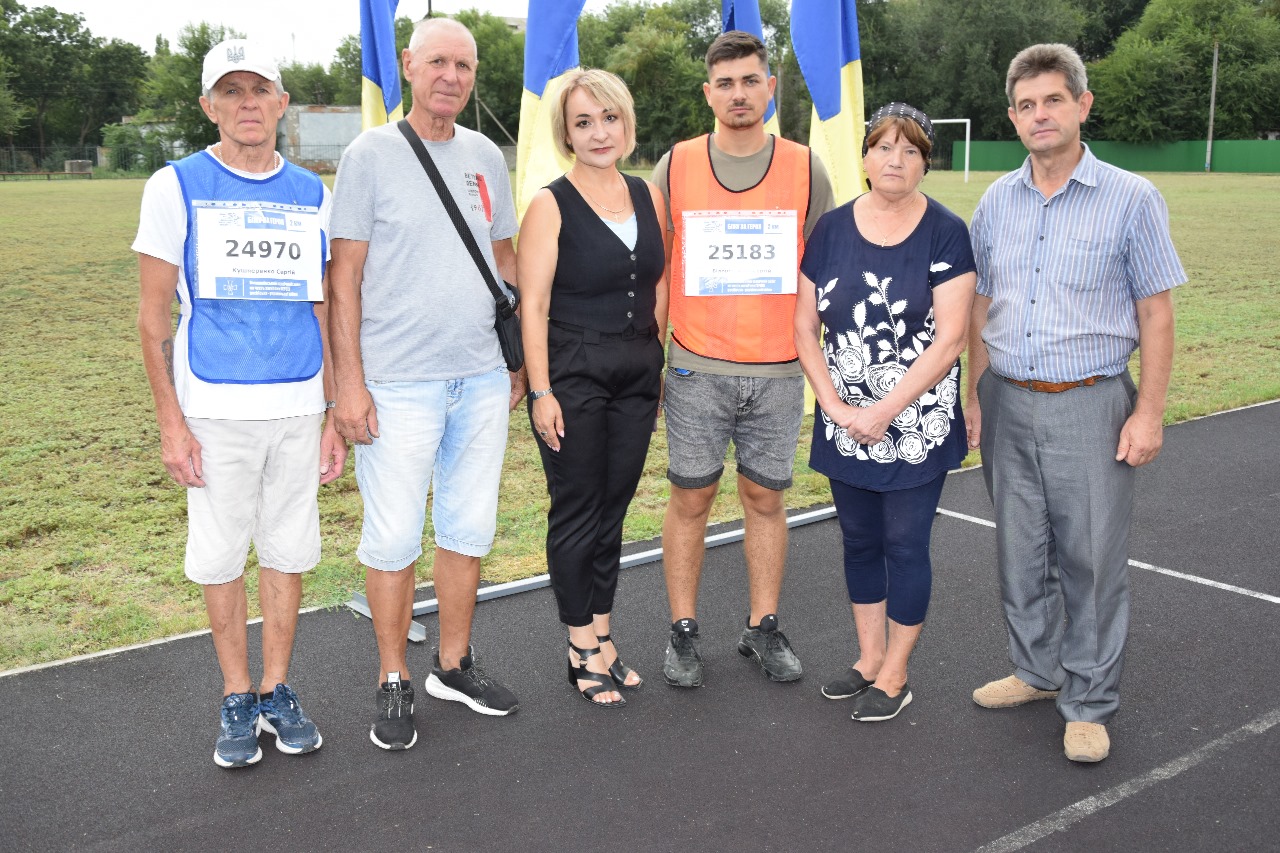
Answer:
[{"left": 528, "top": 388, "right": 554, "bottom": 401}]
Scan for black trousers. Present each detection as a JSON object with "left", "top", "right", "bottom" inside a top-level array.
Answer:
[{"left": 533, "top": 321, "right": 664, "bottom": 627}]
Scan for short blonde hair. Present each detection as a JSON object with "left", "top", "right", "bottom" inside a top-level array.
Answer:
[{"left": 551, "top": 69, "right": 637, "bottom": 161}]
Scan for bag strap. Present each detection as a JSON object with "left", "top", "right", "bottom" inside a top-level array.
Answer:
[{"left": 396, "top": 118, "right": 510, "bottom": 306}]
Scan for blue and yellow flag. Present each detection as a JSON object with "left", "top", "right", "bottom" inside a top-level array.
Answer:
[
  {"left": 360, "top": 0, "right": 403, "bottom": 130},
  {"left": 719, "top": 0, "right": 781, "bottom": 136},
  {"left": 516, "top": 0, "right": 587, "bottom": 219},
  {"left": 791, "top": 0, "right": 865, "bottom": 203}
]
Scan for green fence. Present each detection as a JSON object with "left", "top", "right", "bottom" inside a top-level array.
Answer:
[{"left": 953, "top": 139, "right": 1280, "bottom": 173}]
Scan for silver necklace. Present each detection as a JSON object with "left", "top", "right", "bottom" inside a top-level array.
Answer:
[{"left": 573, "top": 171, "right": 628, "bottom": 220}]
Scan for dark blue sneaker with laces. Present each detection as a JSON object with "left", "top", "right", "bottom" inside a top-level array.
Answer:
[
  {"left": 258, "top": 683, "right": 323, "bottom": 755},
  {"left": 214, "top": 691, "right": 262, "bottom": 768}
]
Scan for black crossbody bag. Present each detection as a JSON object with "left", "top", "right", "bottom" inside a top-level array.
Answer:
[{"left": 396, "top": 119, "right": 524, "bottom": 371}]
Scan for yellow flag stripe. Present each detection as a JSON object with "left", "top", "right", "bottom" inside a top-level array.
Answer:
[
  {"left": 362, "top": 78, "right": 404, "bottom": 131},
  {"left": 807, "top": 60, "right": 866, "bottom": 206},
  {"left": 516, "top": 71, "right": 578, "bottom": 221}
]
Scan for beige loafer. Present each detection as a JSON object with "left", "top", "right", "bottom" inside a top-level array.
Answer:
[
  {"left": 1064, "top": 721, "right": 1110, "bottom": 762},
  {"left": 972, "top": 674, "right": 1060, "bottom": 708}
]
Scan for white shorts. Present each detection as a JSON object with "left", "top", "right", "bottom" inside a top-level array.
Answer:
[{"left": 184, "top": 414, "right": 323, "bottom": 585}]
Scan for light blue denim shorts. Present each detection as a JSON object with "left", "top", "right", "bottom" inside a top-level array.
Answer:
[{"left": 355, "top": 366, "right": 510, "bottom": 570}]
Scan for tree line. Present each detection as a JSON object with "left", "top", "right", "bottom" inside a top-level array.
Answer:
[{"left": 2, "top": 0, "right": 1277, "bottom": 170}]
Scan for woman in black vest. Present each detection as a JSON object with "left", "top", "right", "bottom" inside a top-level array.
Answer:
[{"left": 517, "top": 70, "right": 668, "bottom": 707}]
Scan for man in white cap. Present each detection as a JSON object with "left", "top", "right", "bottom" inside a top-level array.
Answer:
[{"left": 133, "top": 38, "right": 345, "bottom": 768}]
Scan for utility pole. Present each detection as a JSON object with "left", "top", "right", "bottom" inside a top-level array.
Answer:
[{"left": 1205, "top": 38, "right": 1219, "bottom": 173}]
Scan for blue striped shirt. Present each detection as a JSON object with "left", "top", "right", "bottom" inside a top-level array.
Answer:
[{"left": 971, "top": 145, "right": 1186, "bottom": 383}]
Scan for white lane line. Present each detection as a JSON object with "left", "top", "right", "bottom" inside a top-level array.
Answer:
[
  {"left": 1182, "top": 397, "right": 1278, "bottom": 422},
  {"left": 936, "top": 509, "right": 1280, "bottom": 605},
  {"left": 0, "top": 605, "right": 330, "bottom": 680},
  {"left": 974, "top": 706, "right": 1280, "bottom": 853},
  {"left": 1129, "top": 559, "right": 1280, "bottom": 605},
  {"left": 937, "top": 507, "right": 996, "bottom": 528}
]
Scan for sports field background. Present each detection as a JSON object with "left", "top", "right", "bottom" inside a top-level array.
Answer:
[{"left": 1, "top": 170, "right": 1277, "bottom": 670}]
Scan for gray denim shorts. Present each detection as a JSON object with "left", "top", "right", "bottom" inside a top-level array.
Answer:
[{"left": 663, "top": 367, "right": 805, "bottom": 491}]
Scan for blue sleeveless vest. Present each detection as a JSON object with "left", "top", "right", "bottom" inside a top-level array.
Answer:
[{"left": 170, "top": 151, "right": 325, "bottom": 385}]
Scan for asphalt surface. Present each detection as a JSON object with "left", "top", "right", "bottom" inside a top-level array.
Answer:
[{"left": 2, "top": 402, "right": 1278, "bottom": 852}]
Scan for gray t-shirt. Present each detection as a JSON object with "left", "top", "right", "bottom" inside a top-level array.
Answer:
[
  {"left": 652, "top": 135, "right": 836, "bottom": 378},
  {"left": 330, "top": 122, "right": 518, "bottom": 382}
]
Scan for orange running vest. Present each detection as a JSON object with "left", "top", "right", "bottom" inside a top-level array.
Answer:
[{"left": 669, "top": 134, "right": 810, "bottom": 364}]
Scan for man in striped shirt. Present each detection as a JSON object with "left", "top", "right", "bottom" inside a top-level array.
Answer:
[{"left": 965, "top": 43, "right": 1185, "bottom": 763}]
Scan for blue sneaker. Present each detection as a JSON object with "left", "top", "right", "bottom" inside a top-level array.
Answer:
[
  {"left": 257, "top": 683, "right": 323, "bottom": 755},
  {"left": 214, "top": 692, "right": 262, "bottom": 768}
]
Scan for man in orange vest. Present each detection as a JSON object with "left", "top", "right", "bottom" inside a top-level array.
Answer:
[{"left": 652, "top": 30, "right": 834, "bottom": 687}]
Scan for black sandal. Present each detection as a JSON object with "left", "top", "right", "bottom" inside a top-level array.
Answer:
[
  {"left": 567, "top": 640, "right": 626, "bottom": 707},
  {"left": 597, "top": 633, "right": 643, "bottom": 691}
]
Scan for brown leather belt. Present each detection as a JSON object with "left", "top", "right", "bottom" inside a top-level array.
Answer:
[{"left": 1000, "top": 374, "right": 1109, "bottom": 393}]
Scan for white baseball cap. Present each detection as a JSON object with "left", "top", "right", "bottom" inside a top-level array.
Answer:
[{"left": 202, "top": 39, "right": 282, "bottom": 91}]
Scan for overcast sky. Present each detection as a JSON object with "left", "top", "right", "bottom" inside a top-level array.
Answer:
[{"left": 47, "top": 1, "right": 613, "bottom": 67}]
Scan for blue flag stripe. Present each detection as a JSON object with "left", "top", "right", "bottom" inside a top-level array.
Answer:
[
  {"left": 524, "top": 1, "right": 587, "bottom": 96},
  {"left": 360, "top": 0, "right": 401, "bottom": 117},
  {"left": 792, "top": 0, "right": 861, "bottom": 121}
]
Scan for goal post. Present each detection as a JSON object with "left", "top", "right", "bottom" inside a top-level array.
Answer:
[{"left": 930, "top": 118, "right": 970, "bottom": 183}]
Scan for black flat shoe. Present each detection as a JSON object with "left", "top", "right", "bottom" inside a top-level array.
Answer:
[
  {"left": 567, "top": 640, "right": 625, "bottom": 708},
  {"left": 851, "top": 684, "right": 913, "bottom": 722},
  {"left": 821, "top": 666, "right": 874, "bottom": 699},
  {"left": 597, "top": 633, "right": 643, "bottom": 691}
]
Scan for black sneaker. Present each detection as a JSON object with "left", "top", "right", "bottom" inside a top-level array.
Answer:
[
  {"left": 370, "top": 672, "right": 417, "bottom": 750},
  {"left": 737, "top": 614, "right": 803, "bottom": 682},
  {"left": 851, "top": 684, "right": 913, "bottom": 722},
  {"left": 663, "top": 618, "right": 704, "bottom": 688},
  {"left": 425, "top": 650, "right": 519, "bottom": 716},
  {"left": 213, "top": 691, "right": 262, "bottom": 768},
  {"left": 821, "top": 667, "right": 874, "bottom": 700},
  {"left": 258, "top": 683, "right": 322, "bottom": 754}
]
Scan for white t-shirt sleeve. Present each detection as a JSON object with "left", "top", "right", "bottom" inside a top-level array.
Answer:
[{"left": 131, "top": 166, "right": 186, "bottom": 265}]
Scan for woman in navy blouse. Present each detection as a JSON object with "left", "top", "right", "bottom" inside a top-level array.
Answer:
[
  {"left": 793, "top": 103, "right": 977, "bottom": 722},
  {"left": 517, "top": 70, "right": 668, "bottom": 707}
]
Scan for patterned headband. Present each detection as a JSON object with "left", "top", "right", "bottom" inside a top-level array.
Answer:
[{"left": 862, "top": 102, "right": 935, "bottom": 157}]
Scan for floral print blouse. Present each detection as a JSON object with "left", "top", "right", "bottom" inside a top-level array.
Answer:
[{"left": 800, "top": 195, "right": 976, "bottom": 492}]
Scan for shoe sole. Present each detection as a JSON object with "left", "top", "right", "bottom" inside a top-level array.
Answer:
[
  {"left": 258, "top": 717, "right": 323, "bottom": 754},
  {"left": 369, "top": 726, "right": 418, "bottom": 751},
  {"left": 425, "top": 673, "right": 518, "bottom": 716},
  {"left": 972, "top": 690, "right": 1059, "bottom": 709},
  {"left": 852, "top": 691, "right": 913, "bottom": 722},
  {"left": 663, "top": 669, "right": 704, "bottom": 688},
  {"left": 1064, "top": 746, "right": 1109, "bottom": 763},
  {"left": 213, "top": 745, "right": 262, "bottom": 768},
  {"left": 737, "top": 643, "right": 803, "bottom": 682}
]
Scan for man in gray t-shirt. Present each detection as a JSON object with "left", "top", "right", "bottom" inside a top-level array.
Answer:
[{"left": 328, "top": 17, "right": 524, "bottom": 751}]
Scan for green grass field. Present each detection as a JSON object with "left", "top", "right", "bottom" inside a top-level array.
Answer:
[{"left": 1, "top": 170, "right": 1277, "bottom": 671}]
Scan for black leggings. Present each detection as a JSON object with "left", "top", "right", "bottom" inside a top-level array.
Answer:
[{"left": 829, "top": 472, "right": 947, "bottom": 626}]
